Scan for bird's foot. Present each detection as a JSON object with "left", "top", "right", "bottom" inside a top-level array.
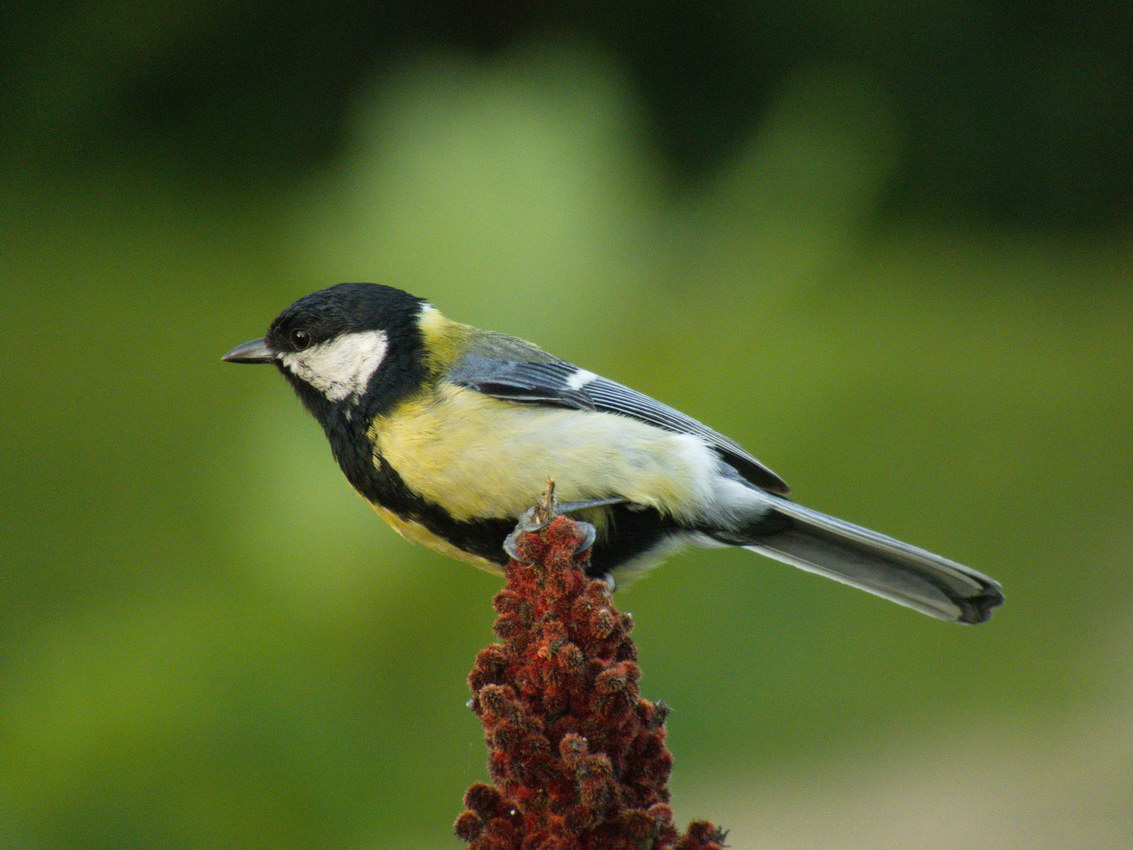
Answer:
[{"left": 503, "top": 479, "right": 603, "bottom": 563}]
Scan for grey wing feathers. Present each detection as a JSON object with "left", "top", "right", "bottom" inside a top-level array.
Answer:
[
  {"left": 447, "top": 357, "right": 595, "bottom": 408},
  {"left": 447, "top": 349, "right": 790, "bottom": 494},
  {"left": 584, "top": 376, "right": 789, "bottom": 493}
]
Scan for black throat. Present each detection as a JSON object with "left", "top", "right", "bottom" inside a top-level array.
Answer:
[
  {"left": 276, "top": 311, "right": 431, "bottom": 505},
  {"left": 318, "top": 393, "right": 519, "bottom": 567},
  {"left": 276, "top": 325, "right": 518, "bottom": 566}
]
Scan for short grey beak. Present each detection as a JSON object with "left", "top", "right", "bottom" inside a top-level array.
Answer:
[{"left": 222, "top": 338, "right": 277, "bottom": 364}]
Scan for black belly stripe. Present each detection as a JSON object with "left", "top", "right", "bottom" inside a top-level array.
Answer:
[
  {"left": 310, "top": 408, "right": 508, "bottom": 564},
  {"left": 320, "top": 408, "right": 689, "bottom": 574},
  {"left": 355, "top": 453, "right": 515, "bottom": 565},
  {"left": 585, "top": 503, "right": 681, "bottom": 577}
]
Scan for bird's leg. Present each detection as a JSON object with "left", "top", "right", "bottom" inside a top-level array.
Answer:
[
  {"left": 556, "top": 495, "right": 627, "bottom": 514},
  {"left": 503, "top": 479, "right": 610, "bottom": 562},
  {"left": 503, "top": 480, "right": 559, "bottom": 561}
]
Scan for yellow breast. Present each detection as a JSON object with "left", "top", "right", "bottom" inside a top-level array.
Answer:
[{"left": 368, "top": 383, "right": 714, "bottom": 524}]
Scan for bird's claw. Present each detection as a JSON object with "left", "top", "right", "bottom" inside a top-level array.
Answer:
[
  {"left": 574, "top": 522, "right": 597, "bottom": 554},
  {"left": 502, "top": 528, "right": 524, "bottom": 563},
  {"left": 503, "top": 479, "right": 602, "bottom": 563}
]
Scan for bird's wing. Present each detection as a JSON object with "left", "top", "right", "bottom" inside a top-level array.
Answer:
[{"left": 447, "top": 342, "right": 790, "bottom": 494}]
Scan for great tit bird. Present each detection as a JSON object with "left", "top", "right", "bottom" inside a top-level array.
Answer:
[{"left": 223, "top": 283, "right": 1003, "bottom": 624}]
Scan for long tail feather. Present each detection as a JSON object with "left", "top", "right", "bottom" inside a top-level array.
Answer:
[{"left": 745, "top": 497, "right": 1003, "bottom": 624}]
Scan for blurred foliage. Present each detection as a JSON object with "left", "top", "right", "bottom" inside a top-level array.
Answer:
[
  {"left": 2, "top": 3, "right": 1132, "bottom": 848},
  {"left": 4, "top": 0, "right": 1132, "bottom": 224}
]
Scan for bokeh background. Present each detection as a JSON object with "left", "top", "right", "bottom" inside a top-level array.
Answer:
[{"left": 3, "top": 2, "right": 1132, "bottom": 847}]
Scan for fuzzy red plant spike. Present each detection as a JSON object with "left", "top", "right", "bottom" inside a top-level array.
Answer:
[{"left": 456, "top": 483, "right": 728, "bottom": 850}]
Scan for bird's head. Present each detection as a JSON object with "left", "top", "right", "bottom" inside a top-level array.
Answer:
[{"left": 223, "top": 282, "right": 429, "bottom": 422}]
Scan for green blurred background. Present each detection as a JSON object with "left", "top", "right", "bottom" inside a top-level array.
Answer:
[{"left": 3, "top": 2, "right": 1132, "bottom": 847}]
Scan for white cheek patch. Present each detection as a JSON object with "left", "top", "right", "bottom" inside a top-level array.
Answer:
[{"left": 281, "top": 329, "right": 389, "bottom": 403}]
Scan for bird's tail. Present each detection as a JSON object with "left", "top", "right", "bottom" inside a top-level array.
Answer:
[{"left": 744, "top": 495, "right": 1003, "bottom": 624}]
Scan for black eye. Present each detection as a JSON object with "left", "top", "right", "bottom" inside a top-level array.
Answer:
[{"left": 290, "top": 328, "right": 312, "bottom": 350}]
